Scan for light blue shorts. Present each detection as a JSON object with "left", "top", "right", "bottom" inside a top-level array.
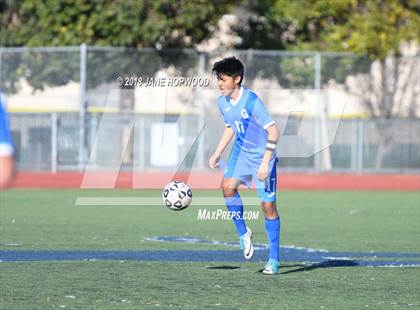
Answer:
[{"left": 224, "top": 151, "right": 278, "bottom": 203}]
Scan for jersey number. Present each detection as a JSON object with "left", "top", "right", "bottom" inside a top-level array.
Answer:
[{"left": 234, "top": 120, "right": 245, "bottom": 134}]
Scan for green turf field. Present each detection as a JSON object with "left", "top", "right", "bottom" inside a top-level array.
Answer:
[{"left": 1, "top": 189, "right": 419, "bottom": 309}]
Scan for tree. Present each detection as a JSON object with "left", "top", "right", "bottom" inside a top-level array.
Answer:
[
  {"left": 0, "top": 0, "right": 233, "bottom": 94},
  {"left": 235, "top": 0, "right": 419, "bottom": 110},
  {"left": 1, "top": 0, "right": 419, "bottom": 170},
  {"left": 236, "top": 0, "right": 420, "bottom": 170},
  {"left": 1, "top": 0, "right": 232, "bottom": 48}
]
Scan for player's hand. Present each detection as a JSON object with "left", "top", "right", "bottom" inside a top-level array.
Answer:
[
  {"left": 257, "top": 162, "right": 269, "bottom": 181},
  {"left": 209, "top": 152, "right": 221, "bottom": 169}
]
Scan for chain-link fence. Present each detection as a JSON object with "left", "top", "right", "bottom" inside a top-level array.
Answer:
[
  {"left": 1, "top": 46, "right": 419, "bottom": 173},
  {"left": 8, "top": 112, "right": 420, "bottom": 173}
]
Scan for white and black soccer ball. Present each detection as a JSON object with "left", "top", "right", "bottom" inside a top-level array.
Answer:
[{"left": 162, "top": 181, "right": 192, "bottom": 211}]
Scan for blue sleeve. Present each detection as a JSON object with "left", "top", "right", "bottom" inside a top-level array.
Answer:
[
  {"left": 0, "top": 94, "right": 13, "bottom": 156},
  {"left": 217, "top": 100, "right": 231, "bottom": 128},
  {"left": 252, "top": 98, "right": 275, "bottom": 129}
]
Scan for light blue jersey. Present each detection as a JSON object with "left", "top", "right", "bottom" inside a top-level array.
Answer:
[
  {"left": 0, "top": 92, "right": 13, "bottom": 157},
  {"left": 218, "top": 86, "right": 275, "bottom": 160},
  {"left": 218, "top": 86, "right": 277, "bottom": 202}
]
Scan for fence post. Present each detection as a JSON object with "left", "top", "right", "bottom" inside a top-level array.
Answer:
[
  {"left": 51, "top": 112, "right": 58, "bottom": 173},
  {"left": 89, "top": 113, "right": 98, "bottom": 168},
  {"left": 350, "top": 119, "right": 357, "bottom": 171},
  {"left": 197, "top": 52, "right": 206, "bottom": 170},
  {"left": 356, "top": 119, "right": 364, "bottom": 173},
  {"left": 79, "top": 43, "right": 87, "bottom": 171},
  {"left": 0, "top": 47, "right": 3, "bottom": 86},
  {"left": 138, "top": 115, "right": 145, "bottom": 171},
  {"left": 313, "top": 52, "right": 321, "bottom": 172}
]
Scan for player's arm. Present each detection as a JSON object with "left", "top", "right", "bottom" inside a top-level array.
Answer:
[
  {"left": 209, "top": 127, "right": 235, "bottom": 169},
  {"left": 0, "top": 93, "right": 15, "bottom": 189},
  {"left": 257, "top": 123, "right": 280, "bottom": 181}
]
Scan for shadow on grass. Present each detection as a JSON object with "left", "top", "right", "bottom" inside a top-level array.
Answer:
[
  {"left": 205, "top": 263, "right": 306, "bottom": 271},
  {"left": 205, "top": 266, "right": 241, "bottom": 270},
  {"left": 279, "top": 260, "right": 359, "bottom": 274}
]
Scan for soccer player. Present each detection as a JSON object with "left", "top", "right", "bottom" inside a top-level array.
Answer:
[
  {"left": 209, "top": 57, "right": 281, "bottom": 275},
  {"left": 0, "top": 91, "right": 15, "bottom": 189}
]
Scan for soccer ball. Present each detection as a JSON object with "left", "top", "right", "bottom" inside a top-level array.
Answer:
[{"left": 162, "top": 181, "right": 192, "bottom": 211}]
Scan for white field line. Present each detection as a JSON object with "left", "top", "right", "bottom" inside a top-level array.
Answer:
[{"left": 74, "top": 196, "right": 260, "bottom": 206}]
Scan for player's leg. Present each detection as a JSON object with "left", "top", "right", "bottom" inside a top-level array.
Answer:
[
  {"left": 255, "top": 158, "right": 280, "bottom": 274},
  {"left": 222, "top": 177, "right": 246, "bottom": 235},
  {"left": 223, "top": 149, "right": 255, "bottom": 259},
  {"left": 222, "top": 177, "right": 254, "bottom": 259},
  {"left": 261, "top": 201, "right": 280, "bottom": 274},
  {"left": 0, "top": 155, "right": 14, "bottom": 188}
]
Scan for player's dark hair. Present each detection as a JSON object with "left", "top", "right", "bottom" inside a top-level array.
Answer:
[{"left": 212, "top": 56, "right": 244, "bottom": 85}]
